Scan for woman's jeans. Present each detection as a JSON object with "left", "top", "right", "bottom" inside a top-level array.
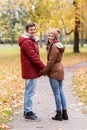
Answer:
[
  {"left": 24, "top": 79, "right": 36, "bottom": 113},
  {"left": 49, "top": 78, "right": 67, "bottom": 111}
]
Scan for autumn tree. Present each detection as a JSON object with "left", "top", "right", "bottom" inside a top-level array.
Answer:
[
  {"left": 0, "top": 0, "right": 29, "bottom": 44},
  {"left": 25, "top": 0, "right": 52, "bottom": 47},
  {"left": 73, "top": 0, "right": 80, "bottom": 53},
  {"left": 0, "top": 0, "right": 87, "bottom": 49},
  {"left": 80, "top": 0, "right": 87, "bottom": 46}
]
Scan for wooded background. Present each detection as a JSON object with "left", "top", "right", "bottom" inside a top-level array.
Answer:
[{"left": 0, "top": 0, "right": 87, "bottom": 52}]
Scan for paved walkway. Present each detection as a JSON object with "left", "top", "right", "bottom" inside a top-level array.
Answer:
[{"left": 9, "top": 62, "right": 87, "bottom": 130}]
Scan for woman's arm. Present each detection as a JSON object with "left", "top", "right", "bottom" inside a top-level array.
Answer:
[{"left": 40, "top": 45, "right": 59, "bottom": 75}]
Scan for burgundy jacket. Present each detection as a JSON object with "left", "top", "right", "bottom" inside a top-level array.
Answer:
[{"left": 18, "top": 33, "right": 45, "bottom": 79}]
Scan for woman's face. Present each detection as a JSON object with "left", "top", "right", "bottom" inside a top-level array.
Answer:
[{"left": 48, "top": 33, "right": 55, "bottom": 43}]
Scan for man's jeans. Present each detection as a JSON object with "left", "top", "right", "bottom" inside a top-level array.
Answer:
[
  {"left": 24, "top": 79, "right": 36, "bottom": 113},
  {"left": 49, "top": 78, "right": 67, "bottom": 111}
]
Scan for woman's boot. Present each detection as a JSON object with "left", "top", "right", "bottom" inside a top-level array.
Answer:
[
  {"left": 52, "top": 111, "right": 63, "bottom": 121},
  {"left": 62, "top": 110, "right": 68, "bottom": 120}
]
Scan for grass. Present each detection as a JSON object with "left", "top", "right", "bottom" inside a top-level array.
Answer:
[
  {"left": 40, "top": 45, "right": 87, "bottom": 66},
  {"left": 0, "top": 44, "right": 87, "bottom": 129},
  {"left": 0, "top": 45, "right": 23, "bottom": 129},
  {"left": 0, "top": 44, "right": 87, "bottom": 66},
  {"left": 62, "top": 45, "right": 87, "bottom": 66}
]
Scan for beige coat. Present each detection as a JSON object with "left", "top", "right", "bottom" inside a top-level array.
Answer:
[{"left": 42, "top": 42, "right": 65, "bottom": 80}]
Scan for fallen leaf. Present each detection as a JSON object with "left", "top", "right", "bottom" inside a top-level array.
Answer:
[{"left": 36, "top": 126, "right": 43, "bottom": 128}]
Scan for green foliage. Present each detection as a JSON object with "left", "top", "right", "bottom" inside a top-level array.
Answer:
[{"left": 13, "top": 23, "right": 24, "bottom": 41}]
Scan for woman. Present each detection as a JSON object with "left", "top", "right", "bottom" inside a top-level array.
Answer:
[{"left": 40, "top": 29, "right": 68, "bottom": 121}]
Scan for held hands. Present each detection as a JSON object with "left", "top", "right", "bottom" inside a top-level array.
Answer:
[{"left": 40, "top": 69, "right": 47, "bottom": 76}]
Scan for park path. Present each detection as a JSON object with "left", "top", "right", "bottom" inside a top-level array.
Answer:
[{"left": 8, "top": 62, "right": 87, "bottom": 130}]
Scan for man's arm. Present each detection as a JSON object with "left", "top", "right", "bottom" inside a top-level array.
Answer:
[{"left": 22, "top": 40, "right": 45, "bottom": 70}]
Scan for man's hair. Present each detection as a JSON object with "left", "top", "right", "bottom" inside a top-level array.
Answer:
[{"left": 26, "top": 22, "right": 36, "bottom": 31}]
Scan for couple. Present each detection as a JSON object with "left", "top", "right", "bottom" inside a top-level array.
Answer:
[{"left": 18, "top": 22, "right": 68, "bottom": 122}]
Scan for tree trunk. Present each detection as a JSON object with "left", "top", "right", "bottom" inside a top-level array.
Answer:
[
  {"left": 80, "top": 15, "right": 84, "bottom": 47},
  {"left": 86, "top": 29, "right": 87, "bottom": 44},
  {"left": 73, "top": 27, "right": 80, "bottom": 52},
  {"left": 80, "top": 27, "right": 84, "bottom": 47},
  {"left": 10, "top": 19, "right": 14, "bottom": 45},
  {"left": 8, "top": 0, "right": 14, "bottom": 45},
  {"left": 73, "top": 1, "right": 80, "bottom": 53}
]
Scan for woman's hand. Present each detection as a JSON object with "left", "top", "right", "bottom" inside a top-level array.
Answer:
[{"left": 40, "top": 70, "right": 47, "bottom": 76}]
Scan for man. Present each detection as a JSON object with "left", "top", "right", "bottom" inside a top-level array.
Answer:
[{"left": 18, "top": 22, "right": 45, "bottom": 121}]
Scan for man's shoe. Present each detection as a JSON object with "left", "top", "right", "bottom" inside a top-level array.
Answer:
[
  {"left": 24, "top": 111, "right": 36, "bottom": 116},
  {"left": 24, "top": 111, "right": 41, "bottom": 122}
]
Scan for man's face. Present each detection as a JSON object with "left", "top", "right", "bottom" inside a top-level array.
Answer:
[{"left": 27, "top": 26, "right": 36, "bottom": 37}]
